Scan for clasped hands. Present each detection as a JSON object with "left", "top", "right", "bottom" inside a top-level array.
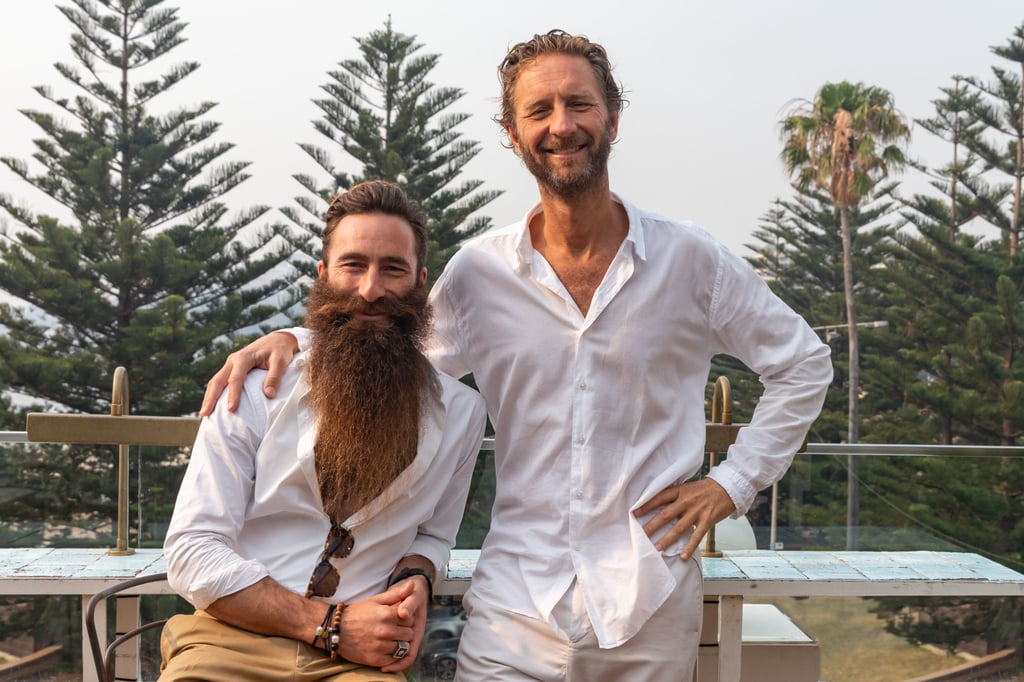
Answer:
[{"left": 337, "top": 577, "right": 428, "bottom": 673}]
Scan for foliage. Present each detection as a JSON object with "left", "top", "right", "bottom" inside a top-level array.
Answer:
[
  {"left": 0, "top": 0, "right": 302, "bottom": 656},
  {"left": 0, "top": 0, "right": 304, "bottom": 417},
  {"left": 961, "top": 21, "right": 1024, "bottom": 257},
  {"left": 279, "top": 17, "right": 502, "bottom": 283},
  {"left": 752, "top": 23, "right": 1024, "bottom": 654}
]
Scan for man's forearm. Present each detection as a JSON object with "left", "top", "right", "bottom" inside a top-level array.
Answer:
[
  {"left": 389, "top": 554, "right": 436, "bottom": 595},
  {"left": 205, "top": 576, "right": 326, "bottom": 644}
]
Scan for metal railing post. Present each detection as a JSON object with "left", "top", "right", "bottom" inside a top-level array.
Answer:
[
  {"left": 702, "top": 376, "right": 732, "bottom": 559},
  {"left": 108, "top": 367, "right": 134, "bottom": 556}
]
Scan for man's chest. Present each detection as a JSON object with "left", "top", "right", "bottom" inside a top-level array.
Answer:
[{"left": 544, "top": 252, "right": 617, "bottom": 316}]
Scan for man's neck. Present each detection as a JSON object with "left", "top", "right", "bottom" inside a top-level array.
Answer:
[
  {"left": 529, "top": 180, "right": 626, "bottom": 258},
  {"left": 527, "top": 179, "right": 628, "bottom": 316}
]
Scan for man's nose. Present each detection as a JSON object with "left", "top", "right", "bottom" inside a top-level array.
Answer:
[
  {"left": 549, "top": 103, "right": 577, "bottom": 137},
  {"left": 358, "top": 268, "right": 386, "bottom": 301}
]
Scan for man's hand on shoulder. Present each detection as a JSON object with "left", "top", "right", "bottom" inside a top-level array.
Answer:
[{"left": 200, "top": 331, "right": 301, "bottom": 416}]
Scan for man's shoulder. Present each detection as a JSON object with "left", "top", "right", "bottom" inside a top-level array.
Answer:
[
  {"left": 452, "top": 220, "right": 524, "bottom": 260},
  {"left": 241, "top": 358, "right": 304, "bottom": 407},
  {"left": 435, "top": 373, "right": 486, "bottom": 423},
  {"left": 435, "top": 223, "right": 522, "bottom": 289},
  {"left": 436, "top": 372, "right": 484, "bottom": 405},
  {"left": 625, "top": 201, "right": 717, "bottom": 245},
  {"left": 636, "top": 214, "right": 723, "bottom": 263}
]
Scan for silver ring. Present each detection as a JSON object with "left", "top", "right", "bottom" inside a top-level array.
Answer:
[{"left": 392, "top": 640, "right": 410, "bottom": 659}]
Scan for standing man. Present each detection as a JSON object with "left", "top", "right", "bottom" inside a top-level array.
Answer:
[
  {"left": 201, "top": 30, "right": 832, "bottom": 681},
  {"left": 162, "top": 181, "right": 486, "bottom": 681}
]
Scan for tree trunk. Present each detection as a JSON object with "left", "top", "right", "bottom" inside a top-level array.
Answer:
[{"left": 840, "top": 206, "right": 861, "bottom": 550}]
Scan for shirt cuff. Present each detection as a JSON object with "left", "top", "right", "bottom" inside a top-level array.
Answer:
[
  {"left": 406, "top": 535, "right": 451, "bottom": 578},
  {"left": 706, "top": 463, "right": 757, "bottom": 518}
]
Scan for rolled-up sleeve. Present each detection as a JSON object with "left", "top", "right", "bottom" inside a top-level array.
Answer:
[{"left": 164, "top": 382, "right": 271, "bottom": 609}]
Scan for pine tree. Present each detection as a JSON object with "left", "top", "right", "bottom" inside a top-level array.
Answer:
[
  {"left": 0, "top": 0, "right": 310, "bottom": 655},
  {"left": 858, "top": 34, "right": 1024, "bottom": 653},
  {"left": 0, "top": 0, "right": 304, "bottom": 417},
  {"left": 890, "top": 65, "right": 1024, "bottom": 447},
  {"left": 279, "top": 17, "right": 502, "bottom": 282},
  {"left": 962, "top": 21, "right": 1024, "bottom": 257}
]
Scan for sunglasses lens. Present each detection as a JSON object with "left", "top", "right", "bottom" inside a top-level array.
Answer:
[
  {"left": 326, "top": 529, "right": 355, "bottom": 558},
  {"left": 306, "top": 526, "right": 353, "bottom": 598},
  {"left": 310, "top": 560, "right": 340, "bottom": 597}
]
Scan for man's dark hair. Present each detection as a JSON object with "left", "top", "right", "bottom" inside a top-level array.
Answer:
[
  {"left": 495, "top": 29, "right": 626, "bottom": 137},
  {"left": 323, "top": 180, "right": 429, "bottom": 271}
]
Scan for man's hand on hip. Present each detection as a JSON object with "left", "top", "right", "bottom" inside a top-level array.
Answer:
[{"left": 634, "top": 478, "right": 737, "bottom": 560}]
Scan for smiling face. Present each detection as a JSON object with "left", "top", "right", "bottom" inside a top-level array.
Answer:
[
  {"left": 316, "top": 212, "right": 427, "bottom": 323},
  {"left": 507, "top": 53, "right": 619, "bottom": 198}
]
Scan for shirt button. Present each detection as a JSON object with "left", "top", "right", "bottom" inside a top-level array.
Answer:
[
  {"left": 576, "top": 437, "right": 585, "bottom": 444},
  {"left": 578, "top": 381, "right": 587, "bottom": 390},
  {"left": 575, "top": 490, "right": 584, "bottom": 499},
  {"left": 574, "top": 544, "right": 582, "bottom": 552}
]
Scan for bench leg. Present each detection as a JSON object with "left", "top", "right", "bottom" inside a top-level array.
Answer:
[
  {"left": 114, "top": 595, "right": 142, "bottom": 681},
  {"left": 82, "top": 595, "right": 102, "bottom": 682},
  {"left": 696, "top": 596, "right": 720, "bottom": 682},
  {"left": 82, "top": 594, "right": 142, "bottom": 682},
  {"left": 718, "top": 596, "right": 743, "bottom": 682}
]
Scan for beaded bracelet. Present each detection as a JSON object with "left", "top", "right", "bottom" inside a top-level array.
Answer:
[
  {"left": 313, "top": 603, "right": 346, "bottom": 659},
  {"left": 312, "top": 604, "right": 335, "bottom": 647},
  {"left": 329, "top": 603, "right": 346, "bottom": 660}
]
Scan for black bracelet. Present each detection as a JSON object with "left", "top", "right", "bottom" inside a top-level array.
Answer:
[
  {"left": 389, "top": 567, "right": 433, "bottom": 602},
  {"left": 313, "top": 602, "right": 337, "bottom": 647}
]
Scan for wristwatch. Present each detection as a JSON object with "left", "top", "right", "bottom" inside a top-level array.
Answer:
[{"left": 389, "top": 567, "right": 434, "bottom": 602}]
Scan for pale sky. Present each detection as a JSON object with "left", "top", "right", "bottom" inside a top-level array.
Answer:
[{"left": 1, "top": 1, "right": 1022, "bottom": 261}]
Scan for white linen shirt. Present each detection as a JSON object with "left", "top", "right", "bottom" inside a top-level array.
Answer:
[
  {"left": 164, "top": 351, "right": 487, "bottom": 610},
  {"left": 427, "top": 195, "right": 832, "bottom": 648}
]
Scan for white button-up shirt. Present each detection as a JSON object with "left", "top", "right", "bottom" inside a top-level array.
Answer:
[
  {"left": 426, "top": 195, "right": 832, "bottom": 647},
  {"left": 164, "top": 352, "right": 487, "bottom": 610}
]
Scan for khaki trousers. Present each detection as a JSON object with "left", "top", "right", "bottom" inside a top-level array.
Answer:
[
  {"left": 159, "top": 610, "right": 405, "bottom": 681},
  {"left": 455, "top": 555, "right": 702, "bottom": 681}
]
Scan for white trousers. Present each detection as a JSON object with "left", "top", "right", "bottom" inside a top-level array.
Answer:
[{"left": 454, "top": 555, "right": 702, "bottom": 681}]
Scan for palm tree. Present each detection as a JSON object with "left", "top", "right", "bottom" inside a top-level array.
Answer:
[{"left": 780, "top": 81, "right": 910, "bottom": 548}]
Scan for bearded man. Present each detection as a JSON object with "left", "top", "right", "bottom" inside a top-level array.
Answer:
[{"left": 161, "top": 180, "right": 486, "bottom": 682}]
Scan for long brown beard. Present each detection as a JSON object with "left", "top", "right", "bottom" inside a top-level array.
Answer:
[{"left": 305, "top": 277, "right": 438, "bottom": 521}]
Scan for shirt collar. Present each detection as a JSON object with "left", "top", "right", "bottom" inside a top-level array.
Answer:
[{"left": 512, "top": 192, "right": 646, "bottom": 274}]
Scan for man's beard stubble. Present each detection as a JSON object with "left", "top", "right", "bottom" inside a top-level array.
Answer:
[
  {"left": 518, "top": 120, "right": 613, "bottom": 199},
  {"left": 305, "top": 277, "right": 438, "bottom": 522}
]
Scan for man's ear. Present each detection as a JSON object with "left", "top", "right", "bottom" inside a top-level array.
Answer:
[
  {"left": 506, "top": 125, "right": 522, "bottom": 155},
  {"left": 418, "top": 267, "right": 427, "bottom": 288},
  {"left": 317, "top": 260, "right": 326, "bottom": 278}
]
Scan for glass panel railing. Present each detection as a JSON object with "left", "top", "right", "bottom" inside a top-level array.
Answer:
[{"left": 1, "top": 433, "right": 1020, "bottom": 682}]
